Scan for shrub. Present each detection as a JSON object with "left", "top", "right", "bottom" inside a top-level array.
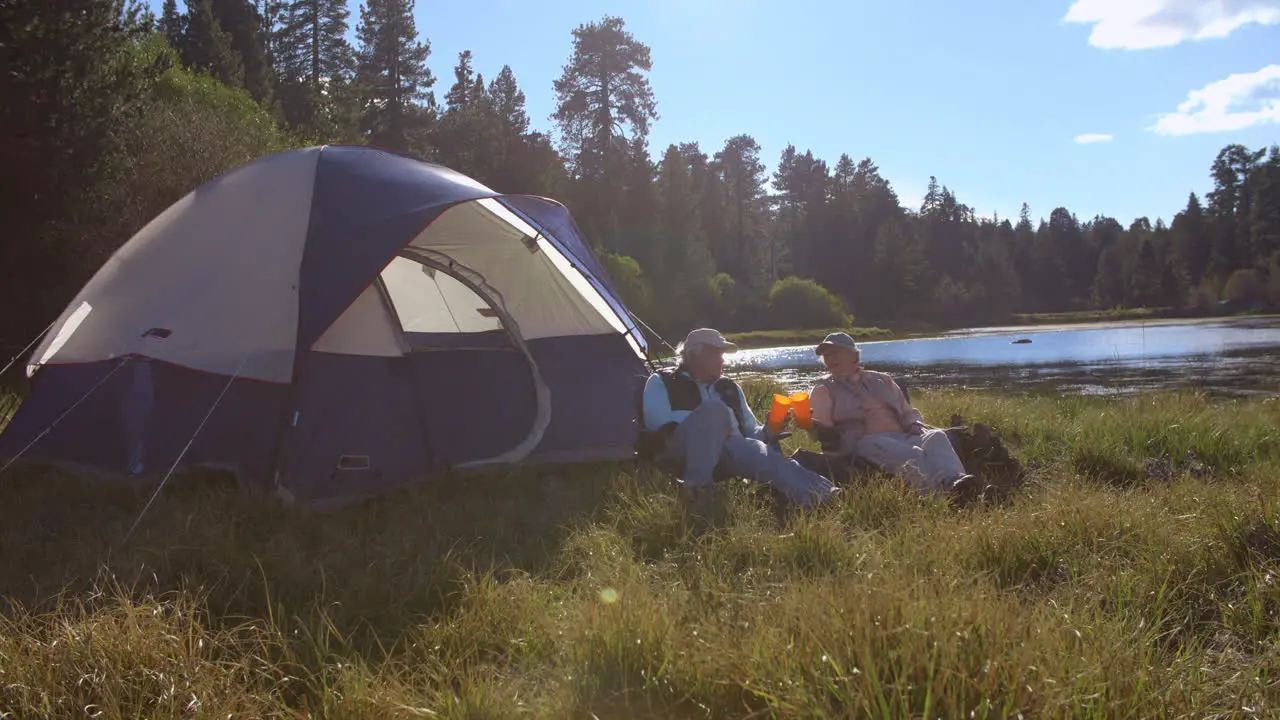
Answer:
[
  {"left": 601, "top": 252, "right": 652, "bottom": 319},
  {"left": 1187, "top": 283, "right": 1218, "bottom": 311},
  {"left": 1223, "top": 268, "right": 1265, "bottom": 304},
  {"left": 766, "top": 276, "right": 850, "bottom": 329}
]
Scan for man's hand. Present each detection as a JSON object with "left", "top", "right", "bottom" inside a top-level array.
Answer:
[
  {"left": 760, "top": 427, "right": 791, "bottom": 445},
  {"left": 814, "top": 424, "right": 841, "bottom": 452},
  {"left": 908, "top": 421, "right": 927, "bottom": 436}
]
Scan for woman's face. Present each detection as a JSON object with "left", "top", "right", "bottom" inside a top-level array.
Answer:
[{"left": 821, "top": 346, "right": 861, "bottom": 375}]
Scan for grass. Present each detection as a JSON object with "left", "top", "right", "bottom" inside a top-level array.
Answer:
[
  {"left": 1011, "top": 307, "right": 1172, "bottom": 325},
  {"left": 2, "top": 381, "right": 1280, "bottom": 717},
  {"left": 724, "top": 326, "right": 897, "bottom": 349}
]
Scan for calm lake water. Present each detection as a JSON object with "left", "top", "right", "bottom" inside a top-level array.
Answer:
[{"left": 725, "top": 315, "right": 1280, "bottom": 397}]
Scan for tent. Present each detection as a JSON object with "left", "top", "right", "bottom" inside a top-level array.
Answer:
[{"left": 0, "top": 146, "right": 651, "bottom": 507}]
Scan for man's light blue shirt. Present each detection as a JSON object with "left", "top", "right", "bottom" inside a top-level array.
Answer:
[{"left": 641, "top": 371, "right": 762, "bottom": 439}]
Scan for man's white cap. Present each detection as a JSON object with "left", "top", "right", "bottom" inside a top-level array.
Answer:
[{"left": 680, "top": 327, "right": 739, "bottom": 354}]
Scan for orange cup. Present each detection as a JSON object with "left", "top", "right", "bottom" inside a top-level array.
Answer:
[
  {"left": 767, "top": 394, "right": 792, "bottom": 432},
  {"left": 790, "top": 391, "right": 812, "bottom": 429}
]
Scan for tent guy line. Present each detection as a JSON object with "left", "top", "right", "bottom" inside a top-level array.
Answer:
[
  {"left": 0, "top": 356, "right": 132, "bottom": 477},
  {"left": 123, "top": 347, "right": 254, "bottom": 543}
]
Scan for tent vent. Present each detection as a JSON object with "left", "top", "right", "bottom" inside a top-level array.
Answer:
[{"left": 336, "top": 454, "right": 371, "bottom": 471}]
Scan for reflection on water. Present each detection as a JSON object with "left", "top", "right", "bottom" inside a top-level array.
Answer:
[{"left": 725, "top": 316, "right": 1280, "bottom": 396}]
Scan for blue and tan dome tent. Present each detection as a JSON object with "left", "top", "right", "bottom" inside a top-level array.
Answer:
[{"left": 0, "top": 146, "right": 650, "bottom": 507}]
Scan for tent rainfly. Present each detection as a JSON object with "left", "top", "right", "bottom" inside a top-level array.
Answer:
[{"left": 0, "top": 146, "right": 650, "bottom": 507}]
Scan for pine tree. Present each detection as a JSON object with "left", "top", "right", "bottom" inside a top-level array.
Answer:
[
  {"left": 616, "top": 135, "right": 658, "bottom": 266},
  {"left": 551, "top": 15, "right": 658, "bottom": 177},
  {"left": 209, "top": 0, "right": 273, "bottom": 102},
  {"left": 871, "top": 218, "right": 926, "bottom": 320},
  {"left": 503, "top": 130, "right": 567, "bottom": 196},
  {"left": 183, "top": 0, "right": 244, "bottom": 87},
  {"left": 1130, "top": 236, "right": 1162, "bottom": 307},
  {"left": 920, "top": 176, "right": 942, "bottom": 216},
  {"left": 354, "top": 0, "right": 434, "bottom": 152},
  {"left": 654, "top": 144, "right": 717, "bottom": 327},
  {"left": 445, "top": 49, "right": 475, "bottom": 108},
  {"left": 489, "top": 65, "right": 529, "bottom": 139},
  {"left": 712, "top": 134, "right": 768, "bottom": 287},
  {"left": 1093, "top": 244, "right": 1127, "bottom": 307},
  {"left": 160, "top": 0, "right": 186, "bottom": 49},
  {"left": 1029, "top": 218, "right": 1068, "bottom": 312},
  {"left": 771, "top": 145, "right": 802, "bottom": 280},
  {"left": 435, "top": 50, "right": 496, "bottom": 178},
  {"left": 832, "top": 154, "right": 856, "bottom": 196},
  {"left": 655, "top": 145, "right": 712, "bottom": 287},
  {"left": 770, "top": 147, "right": 829, "bottom": 282},
  {"left": 274, "top": 0, "right": 355, "bottom": 137},
  {"left": 257, "top": 0, "right": 281, "bottom": 68},
  {"left": 1172, "top": 192, "right": 1210, "bottom": 286},
  {"left": 1207, "top": 144, "right": 1266, "bottom": 275},
  {"left": 1046, "top": 207, "right": 1090, "bottom": 306},
  {"left": 285, "top": 0, "right": 353, "bottom": 89},
  {"left": 484, "top": 65, "right": 536, "bottom": 192},
  {"left": 552, "top": 15, "right": 657, "bottom": 248},
  {"left": 1249, "top": 145, "right": 1280, "bottom": 270}
]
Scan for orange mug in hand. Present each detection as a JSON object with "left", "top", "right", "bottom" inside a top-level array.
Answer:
[
  {"left": 767, "top": 394, "right": 792, "bottom": 433},
  {"left": 790, "top": 391, "right": 812, "bottom": 429}
]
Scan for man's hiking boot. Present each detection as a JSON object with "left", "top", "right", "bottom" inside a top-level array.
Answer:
[{"left": 946, "top": 473, "right": 982, "bottom": 507}]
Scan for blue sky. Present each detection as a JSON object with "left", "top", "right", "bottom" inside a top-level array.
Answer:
[{"left": 153, "top": 0, "right": 1280, "bottom": 225}]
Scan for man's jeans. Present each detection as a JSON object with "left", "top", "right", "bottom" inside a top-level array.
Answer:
[{"left": 658, "top": 397, "right": 837, "bottom": 508}]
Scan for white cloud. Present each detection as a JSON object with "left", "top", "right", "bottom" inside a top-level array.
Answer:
[
  {"left": 1074, "top": 133, "right": 1114, "bottom": 144},
  {"left": 1153, "top": 64, "right": 1280, "bottom": 135},
  {"left": 1064, "top": 0, "right": 1280, "bottom": 49}
]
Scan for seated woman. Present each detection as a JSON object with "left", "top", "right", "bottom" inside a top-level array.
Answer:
[{"left": 800, "top": 332, "right": 981, "bottom": 503}]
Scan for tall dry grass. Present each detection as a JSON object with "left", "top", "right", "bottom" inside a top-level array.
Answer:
[{"left": 1, "top": 383, "right": 1279, "bottom": 717}]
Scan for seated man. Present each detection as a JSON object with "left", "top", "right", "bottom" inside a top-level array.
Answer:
[
  {"left": 802, "top": 332, "right": 981, "bottom": 503},
  {"left": 640, "top": 328, "right": 839, "bottom": 509}
]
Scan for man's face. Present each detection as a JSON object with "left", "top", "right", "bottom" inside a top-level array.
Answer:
[
  {"left": 820, "top": 346, "right": 861, "bottom": 375},
  {"left": 687, "top": 346, "right": 725, "bottom": 381}
]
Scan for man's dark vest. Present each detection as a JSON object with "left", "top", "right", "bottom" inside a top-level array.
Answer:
[
  {"left": 634, "top": 366, "right": 752, "bottom": 461},
  {"left": 657, "top": 367, "right": 749, "bottom": 432}
]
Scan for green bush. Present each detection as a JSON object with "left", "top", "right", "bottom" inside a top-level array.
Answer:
[
  {"left": 601, "top": 252, "right": 652, "bottom": 320},
  {"left": 766, "top": 276, "right": 850, "bottom": 329},
  {"left": 1187, "top": 282, "right": 1218, "bottom": 311},
  {"left": 1223, "top": 268, "right": 1265, "bottom": 304}
]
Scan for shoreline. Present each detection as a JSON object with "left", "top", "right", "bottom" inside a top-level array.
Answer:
[{"left": 721, "top": 308, "right": 1274, "bottom": 351}]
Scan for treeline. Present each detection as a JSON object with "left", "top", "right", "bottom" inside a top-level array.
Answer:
[{"left": 3, "top": 1, "right": 1279, "bottom": 358}]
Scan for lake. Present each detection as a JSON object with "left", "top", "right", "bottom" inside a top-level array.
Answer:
[{"left": 725, "top": 315, "right": 1280, "bottom": 397}]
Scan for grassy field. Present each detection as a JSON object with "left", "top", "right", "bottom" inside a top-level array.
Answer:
[
  {"left": 724, "top": 326, "right": 897, "bottom": 349},
  {"left": 2, "top": 381, "right": 1280, "bottom": 717}
]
